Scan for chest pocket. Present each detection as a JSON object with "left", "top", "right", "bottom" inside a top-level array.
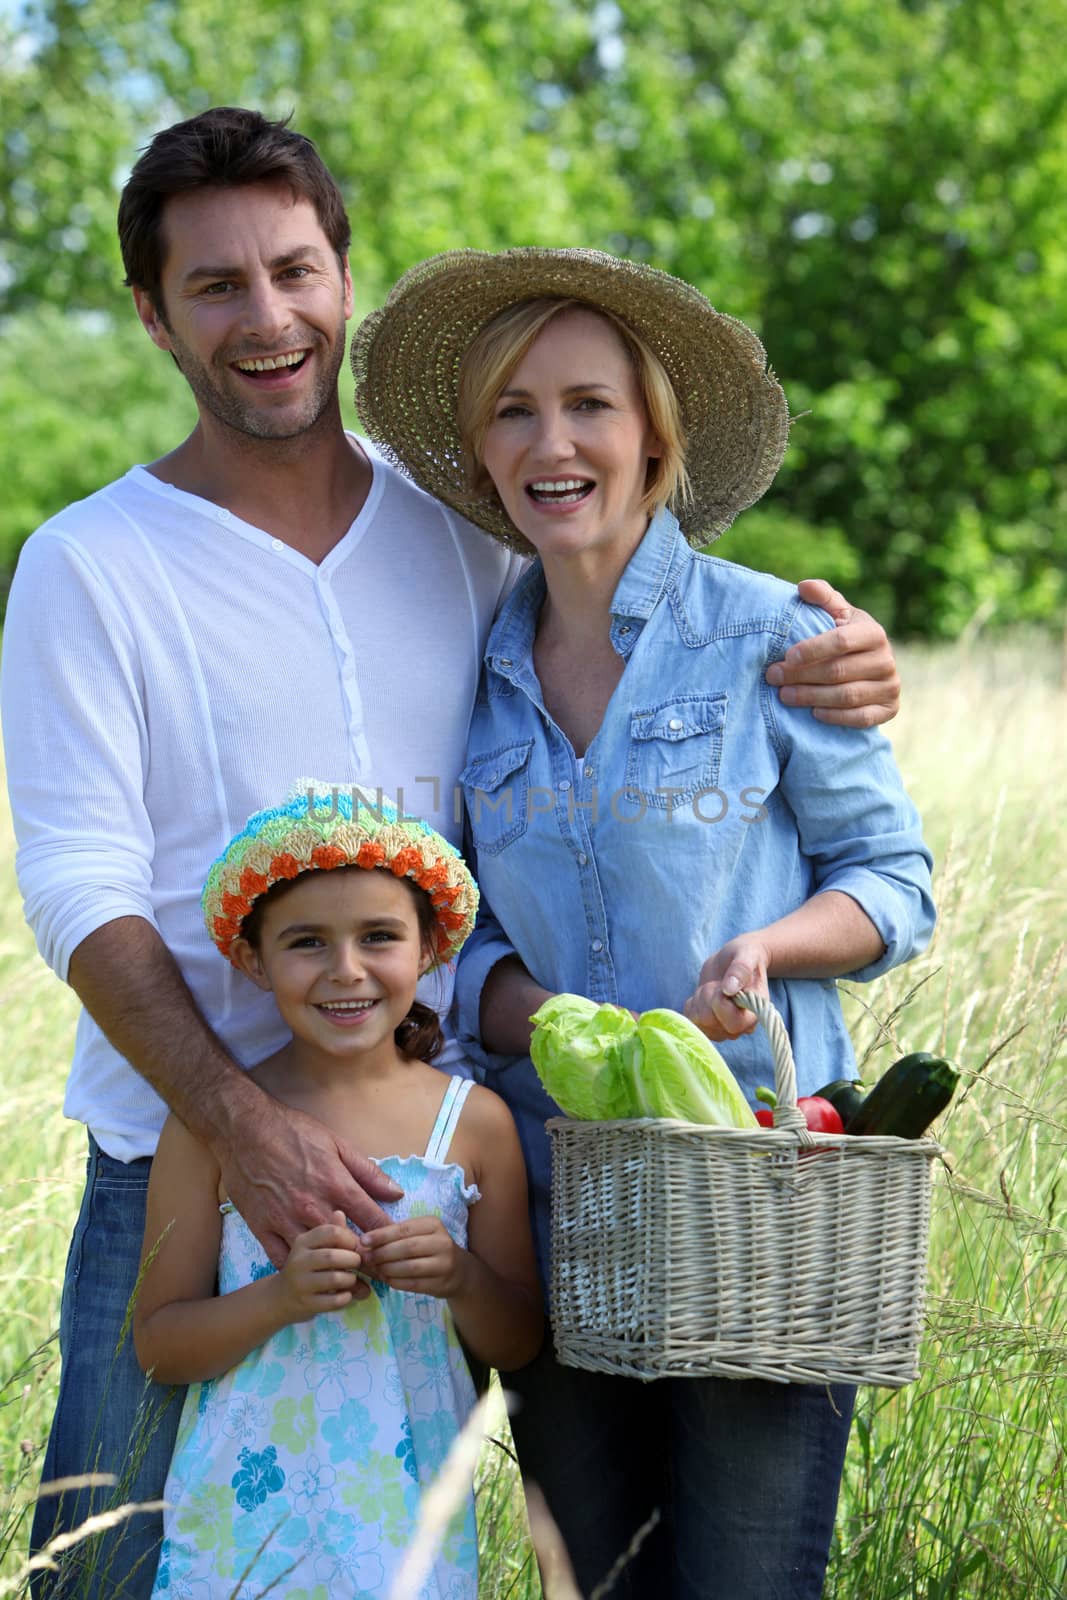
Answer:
[
  {"left": 460, "top": 740, "right": 534, "bottom": 856},
  {"left": 625, "top": 693, "right": 728, "bottom": 809}
]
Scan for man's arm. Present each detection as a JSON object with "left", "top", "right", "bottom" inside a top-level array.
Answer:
[
  {"left": 1, "top": 531, "right": 398, "bottom": 1268},
  {"left": 765, "top": 580, "right": 901, "bottom": 727},
  {"left": 68, "top": 919, "right": 400, "bottom": 1265},
  {"left": 67, "top": 921, "right": 399, "bottom": 1267}
]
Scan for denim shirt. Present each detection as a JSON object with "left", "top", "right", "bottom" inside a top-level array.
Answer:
[{"left": 454, "top": 509, "right": 935, "bottom": 1277}]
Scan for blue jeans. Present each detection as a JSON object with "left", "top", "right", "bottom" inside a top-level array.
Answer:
[
  {"left": 31, "top": 1136, "right": 182, "bottom": 1599},
  {"left": 507, "top": 1338, "right": 854, "bottom": 1599}
]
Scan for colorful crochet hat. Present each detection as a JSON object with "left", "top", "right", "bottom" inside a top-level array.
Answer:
[{"left": 202, "top": 781, "right": 479, "bottom": 968}]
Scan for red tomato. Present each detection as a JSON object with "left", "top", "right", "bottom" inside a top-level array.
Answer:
[{"left": 755, "top": 1096, "right": 844, "bottom": 1133}]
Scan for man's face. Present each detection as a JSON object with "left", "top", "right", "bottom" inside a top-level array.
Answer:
[{"left": 133, "top": 182, "right": 353, "bottom": 443}]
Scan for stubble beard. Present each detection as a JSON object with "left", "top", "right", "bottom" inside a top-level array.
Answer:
[{"left": 168, "top": 317, "right": 348, "bottom": 444}]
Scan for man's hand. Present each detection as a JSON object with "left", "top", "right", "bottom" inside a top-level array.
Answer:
[
  {"left": 765, "top": 579, "right": 901, "bottom": 727},
  {"left": 358, "top": 1216, "right": 463, "bottom": 1299},
  {"left": 66, "top": 919, "right": 403, "bottom": 1277},
  {"left": 275, "top": 1213, "right": 363, "bottom": 1323},
  {"left": 214, "top": 1094, "right": 403, "bottom": 1272},
  {"left": 683, "top": 937, "right": 770, "bottom": 1042}
]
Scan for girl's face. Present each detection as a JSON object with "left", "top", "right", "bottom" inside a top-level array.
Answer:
[
  {"left": 232, "top": 868, "right": 432, "bottom": 1063},
  {"left": 480, "top": 307, "right": 662, "bottom": 566}
]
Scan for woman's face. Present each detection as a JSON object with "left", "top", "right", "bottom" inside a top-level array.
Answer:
[{"left": 480, "top": 308, "right": 662, "bottom": 564}]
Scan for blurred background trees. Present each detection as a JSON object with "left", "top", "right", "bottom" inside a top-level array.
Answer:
[{"left": 2, "top": 0, "right": 1065, "bottom": 636}]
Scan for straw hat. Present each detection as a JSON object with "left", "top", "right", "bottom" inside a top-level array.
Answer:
[
  {"left": 351, "top": 247, "right": 790, "bottom": 554},
  {"left": 203, "top": 781, "right": 478, "bottom": 968}
]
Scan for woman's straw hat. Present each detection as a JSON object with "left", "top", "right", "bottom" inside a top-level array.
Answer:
[{"left": 351, "top": 247, "right": 791, "bottom": 554}]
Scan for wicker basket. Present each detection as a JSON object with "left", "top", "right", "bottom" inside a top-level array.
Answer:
[{"left": 547, "top": 992, "right": 943, "bottom": 1387}]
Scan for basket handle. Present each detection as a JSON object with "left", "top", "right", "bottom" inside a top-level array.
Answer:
[{"left": 733, "top": 990, "right": 814, "bottom": 1141}]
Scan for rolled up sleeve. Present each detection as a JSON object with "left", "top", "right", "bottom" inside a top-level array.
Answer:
[{"left": 1, "top": 532, "right": 158, "bottom": 979}]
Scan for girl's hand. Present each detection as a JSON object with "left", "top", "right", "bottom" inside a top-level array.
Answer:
[
  {"left": 275, "top": 1211, "right": 362, "bottom": 1323},
  {"left": 359, "top": 1217, "right": 465, "bottom": 1299},
  {"left": 683, "top": 937, "right": 771, "bottom": 1041}
]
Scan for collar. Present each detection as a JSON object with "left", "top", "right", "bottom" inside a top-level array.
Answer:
[
  {"left": 485, "top": 506, "right": 687, "bottom": 677},
  {"left": 609, "top": 507, "right": 684, "bottom": 626}
]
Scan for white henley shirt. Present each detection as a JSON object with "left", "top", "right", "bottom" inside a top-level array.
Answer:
[{"left": 1, "top": 444, "right": 523, "bottom": 1160}]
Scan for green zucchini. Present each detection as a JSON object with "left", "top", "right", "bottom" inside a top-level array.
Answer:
[
  {"left": 844, "top": 1052, "right": 958, "bottom": 1138},
  {"left": 812, "top": 1078, "right": 867, "bottom": 1124}
]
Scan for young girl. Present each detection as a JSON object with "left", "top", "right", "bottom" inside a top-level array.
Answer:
[{"left": 134, "top": 785, "right": 542, "bottom": 1599}]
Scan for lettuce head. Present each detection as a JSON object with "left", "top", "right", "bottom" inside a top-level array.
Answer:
[
  {"left": 529, "top": 994, "right": 757, "bottom": 1127},
  {"left": 528, "top": 994, "right": 636, "bottom": 1120},
  {"left": 629, "top": 1009, "right": 757, "bottom": 1127}
]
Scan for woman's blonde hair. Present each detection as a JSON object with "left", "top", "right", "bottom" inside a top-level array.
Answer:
[{"left": 456, "top": 298, "right": 691, "bottom": 519}]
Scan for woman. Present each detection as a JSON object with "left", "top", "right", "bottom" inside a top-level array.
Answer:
[{"left": 352, "top": 250, "right": 934, "bottom": 1599}]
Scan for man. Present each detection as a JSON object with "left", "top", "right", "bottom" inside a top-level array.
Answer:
[{"left": 1, "top": 107, "right": 902, "bottom": 1597}]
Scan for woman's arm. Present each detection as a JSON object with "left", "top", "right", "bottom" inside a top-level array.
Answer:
[
  {"left": 683, "top": 891, "right": 884, "bottom": 1041},
  {"left": 479, "top": 955, "right": 553, "bottom": 1056},
  {"left": 134, "top": 1116, "right": 363, "bottom": 1384},
  {"left": 359, "top": 1087, "right": 543, "bottom": 1371}
]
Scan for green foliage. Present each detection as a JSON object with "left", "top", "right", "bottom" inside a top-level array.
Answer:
[
  {"left": 713, "top": 505, "right": 860, "bottom": 591},
  {"left": 1, "top": 0, "right": 1066, "bottom": 635},
  {"left": 0, "top": 311, "right": 195, "bottom": 593}
]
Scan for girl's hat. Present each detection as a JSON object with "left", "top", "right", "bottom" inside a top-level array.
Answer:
[
  {"left": 203, "top": 781, "right": 478, "bottom": 967},
  {"left": 351, "top": 246, "right": 790, "bottom": 555}
]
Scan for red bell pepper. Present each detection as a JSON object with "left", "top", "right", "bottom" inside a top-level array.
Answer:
[{"left": 754, "top": 1086, "right": 844, "bottom": 1134}]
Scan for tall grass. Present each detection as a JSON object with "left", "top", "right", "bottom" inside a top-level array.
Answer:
[
  {"left": 826, "top": 632, "right": 1066, "bottom": 1599},
  {"left": 0, "top": 634, "right": 1063, "bottom": 1597}
]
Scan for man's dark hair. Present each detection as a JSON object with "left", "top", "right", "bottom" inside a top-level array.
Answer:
[{"left": 118, "top": 106, "right": 351, "bottom": 310}]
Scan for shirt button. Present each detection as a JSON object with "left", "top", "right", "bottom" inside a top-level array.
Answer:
[
  {"left": 558, "top": 778, "right": 571, "bottom": 792},
  {"left": 668, "top": 717, "right": 684, "bottom": 731},
  {"left": 585, "top": 767, "right": 596, "bottom": 781},
  {"left": 217, "top": 509, "right": 230, "bottom": 523},
  {"left": 271, "top": 537, "right": 284, "bottom": 552},
  {"left": 499, "top": 657, "right": 513, "bottom": 668},
  {"left": 591, "top": 938, "right": 604, "bottom": 953},
  {"left": 577, "top": 852, "right": 588, "bottom": 866},
  {"left": 618, "top": 623, "right": 632, "bottom": 636}
]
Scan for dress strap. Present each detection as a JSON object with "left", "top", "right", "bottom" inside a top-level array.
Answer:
[{"left": 423, "top": 1076, "right": 475, "bottom": 1164}]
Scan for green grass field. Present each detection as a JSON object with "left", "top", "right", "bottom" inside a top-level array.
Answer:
[{"left": 0, "top": 634, "right": 1064, "bottom": 1598}]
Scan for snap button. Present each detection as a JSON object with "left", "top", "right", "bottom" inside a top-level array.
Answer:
[
  {"left": 618, "top": 624, "right": 632, "bottom": 635},
  {"left": 591, "top": 938, "right": 604, "bottom": 953},
  {"left": 577, "top": 852, "right": 588, "bottom": 867},
  {"left": 499, "top": 657, "right": 513, "bottom": 668},
  {"left": 558, "top": 778, "right": 571, "bottom": 792},
  {"left": 668, "top": 717, "right": 684, "bottom": 731}
]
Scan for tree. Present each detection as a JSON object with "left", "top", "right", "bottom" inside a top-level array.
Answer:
[{"left": 2, "top": 0, "right": 1065, "bottom": 635}]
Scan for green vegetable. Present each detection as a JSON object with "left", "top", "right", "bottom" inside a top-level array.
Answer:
[
  {"left": 528, "top": 995, "right": 637, "bottom": 1121},
  {"left": 812, "top": 1078, "right": 867, "bottom": 1124},
  {"left": 628, "top": 1009, "right": 757, "bottom": 1127},
  {"left": 844, "top": 1052, "right": 959, "bottom": 1138},
  {"left": 528, "top": 994, "right": 757, "bottom": 1128}
]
